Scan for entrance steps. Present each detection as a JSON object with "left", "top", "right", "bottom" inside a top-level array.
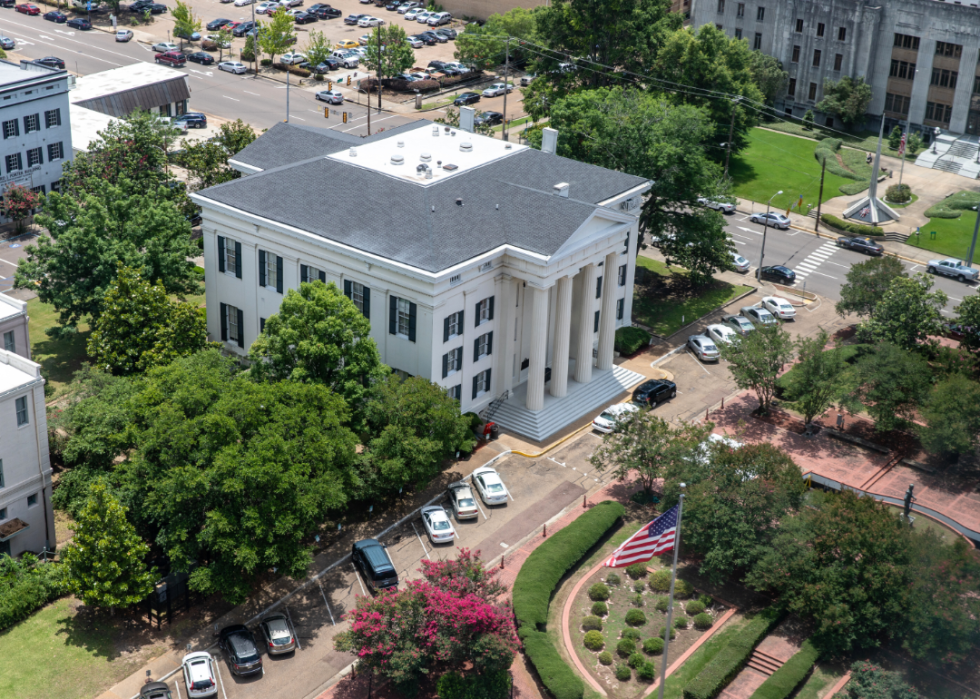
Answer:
[{"left": 746, "top": 649, "right": 785, "bottom": 676}]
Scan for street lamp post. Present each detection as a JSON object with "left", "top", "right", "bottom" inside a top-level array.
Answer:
[{"left": 756, "top": 190, "right": 783, "bottom": 282}]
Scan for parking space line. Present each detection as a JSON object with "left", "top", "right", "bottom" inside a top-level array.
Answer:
[
  {"left": 174, "top": 677, "right": 182, "bottom": 699},
  {"left": 215, "top": 663, "right": 229, "bottom": 699},
  {"left": 474, "top": 497, "right": 488, "bottom": 520},
  {"left": 351, "top": 563, "right": 366, "bottom": 596},
  {"left": 507, "top": 488, "right": 515, "bottom": 502},
  {"left": 811, "top": 271, "right": 838, "bottom": 279},
  {"left": 0, "top": 257, "right": 19, "bottom": 267},
  {"left": 284, "top": 605, "right": 302, "bottom": 650},
  {"left": 411, "top": 521, "right": 429, "bottom": 556},
  {"left": 317, "top": 580, "right": 336, "bottom": 626}
]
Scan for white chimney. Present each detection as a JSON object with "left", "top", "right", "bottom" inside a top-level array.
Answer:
[
  {"left": 541, "top": 127, "right": 559, "bottom": 154},
  {"left": 554, "top": 182, "right": 569, "bottom": 198},
  {"left": 459, "top": 106, "right": 476, "bottom": 134}
]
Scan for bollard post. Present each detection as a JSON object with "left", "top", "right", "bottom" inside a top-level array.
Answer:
[
  {"left": 583, "top": 495, "right": 587, "bottom": 509},
  {"left": 543, "top": 523, "right": 547, "bottom": 538},
  {"left": 721, "top": 397, "right": 724, "bottom": 409},
  {"left": 500, "top": 555, "right": 505, "bottom": 569}
]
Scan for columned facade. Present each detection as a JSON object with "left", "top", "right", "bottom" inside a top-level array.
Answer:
[
  {"left": 550, "top": 275, "right": 573, "bottom": 398},
  {"left": 574, "top": 263, "right": 598, "bottom": 385},
  {"left": 596, "top": 252, "right": 618, "bottom": 371},
  {"left": 525, "top": 284, "right": 550, "bottom": 412}
]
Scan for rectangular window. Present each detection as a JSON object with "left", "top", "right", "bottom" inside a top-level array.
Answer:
[
  {"left": 443, "top": 347, "right": 463, "bottom": 377},
  {"left": 300, "top": 264, "right": 326, "bottom": 284},
  {"left": 3, "top": 330, "right": 13, "bottom": 353},
  {"left": 44, "top": 108, "right": 61, "bottom": 128},
  {"left": 734, "top": 27, "right": 742, "bottom": 39},
  {"left": 974, "top": 75, "right": 980, "bottom": 94},
  {"left": 834, "top": 53, "right": 843, "bottom": 71},
  {"left": 931, "top": 69, "right": 958, "bottom": 89},
  {"left": 47, "top": 142, "right": 63, "bottom": 161},
  {"left": 260, "top": 317, "right": 266, "bottom": 333},
  {"left": 26, "top": 147, "right": 42, "bottom": 167},
  {"left": 225, "top": 304, "right": 243, "bottom": 345},
  {"left": 1, "top": 119, "right": 16, "bottom": 139},
  {"left": 616, "top": 298, "right": 625, "bottom": 321},
  {"left": 816, "top": 23, "right": 824, "bottom": 37},
  {"left": 258, "top": 250, "right": 282, "bottom": 293},
  {"left": 753, "top": 32, "right": 762, "bottom": 50},
  {"left": 894, "top": 33, "right": 920, "bottom": 50},
  {"left": 5, "top": 153, "right": 21, "bottom": 174},
  {"left": 890, "top": 60, "right": 915, "bottom": 80},
  {"left": 445, "top": 310, "right": 463, "bottom": 341},
  {"left": 23, "top": 114, "right": 39, "bottom": 133},
  {"left": 15, "top": 395, "right": 28, "bottom": 426},
  {"left": 472, "top": 368, "right": 491, "bottom": 398},
  {"left": 809, "top": 82, "right": 817, "bottom": 100},
  {"left": 618, "top": 264, "right": 627, "bottom": 286},
  {"left": 717, "top": 0, "right": 724, "bottom": 12},
  {"left": 885, "top": 93, "right": 910, "bottom": 115},
  {"left": 27, "top": 493, "right": 37, "bottom": 507},
  {"left": 594, "top": 310, "right": 601, "bottom": 333},
  {"left": 736, "top": 2, "right": 743, "bottom": 17},
  {"left": 396, "top": 297, "right": 411, "bottom": 337},
  {"left": 813, "top": 49, "right": 821, "bottom": 67},
  {"left": 218, "top": 236, "right": 241, "bottom": 278},
  {"left": 715, "top": 23, "right": 722, "bottom": 30},
  {"left": 0, "top": 459, "right": 4, "bottom": 488},
  {"left": 787, "top": 78, "right": 796, "bottom": 96},
  {"left": 926, "top": 102, "right": 935, "bottom": 120},
  {"left": 792, "top": 45, "right": 800, "bottom": 63},
  {"left": 30, "top": 185, "right": 44, "bottom": 197},
  {"left": 795, "top": 18, "right": 803, "bottom": 32},
  {"left": 755, "top": 6, "right": 764, "bottom": 21},
  {"left": 475, "top": 296, "right": 494, "bottom": 326},
  {"left": 0, "top": 508, "right": 5, "bottom": 520},
  {"left": 475, "top": 331, "right": 493, "bottom": 360},
  {"left": 936, "top": 41, "right": 962, "bottom": 58},
  {"left": 837, "top": 26, "right": 846, "bottom": 41},
  {"left": 446, "top": 384, "right": 461, "bottom": 401},
  {"left": 596, "top": 275, "right": 603, "bottom": 299},
  {"left": 350, "top": 281, "right": 365, "bottom": 313}
]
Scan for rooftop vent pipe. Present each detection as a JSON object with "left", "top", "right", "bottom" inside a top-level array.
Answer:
[
  {"left": 420, "top": 153, "right": 432, "bottom": 162},
  {"left": 460, "top": 142, "right": 473, "bottom": 153},
  {"left": 554, "top": 182, "right": 569, "bottom": 197},
  {"left": 391, "top": 154, "right": 404, "bottom": 166}
]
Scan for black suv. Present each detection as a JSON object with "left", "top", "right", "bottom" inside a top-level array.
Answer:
[
  {"left": 632, "top": 379, "right": 677, "bottom": 408},
  {"left": 139, "top": 682, "right": 173, "bottom": 699},
  {"left": 33, "top": 56, "right": 65, "bottom": 69},
  {"left": 352, "top": 539, "right": 398, "bottom": 592},
  {"left": 130, "top": 0, "right": 167, "bottom": 13},
  {"left": 218, "top": 625, "right": 263, "bottom": 677}
]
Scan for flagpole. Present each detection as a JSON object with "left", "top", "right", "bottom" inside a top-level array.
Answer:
[{"left": 657, "top": 484, "right": 686, "bottom": 699}]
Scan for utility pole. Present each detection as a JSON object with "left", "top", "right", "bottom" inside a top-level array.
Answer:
[
  {"left": 250, "top": 0, "right": 255, "bottom": 78},
  {"left": 814, "top": 159, "right": 826, "bottom": 232},
  {"left": 286, "top": 64, "right": 290, "bottom": 122},
  {"left": 723, "top": 96, "right": 741, "bottom": 180},
  {"left": 967, "top": 204, "right": 980, "bottom": 268},
  {"left": 377, "top": 25, "right": 383, "bottom": 112}
]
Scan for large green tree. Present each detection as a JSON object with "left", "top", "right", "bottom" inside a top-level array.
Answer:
[
  {"left": 860, "top": 273, "right": 947, "bottom": 350},
  {"left": 178, "top": 119, "right": 255, "bottom": 191},
  {"left": 816, "top": 76, "right": 873, "bottom": 127},
  {"left": 258, "top": 9, "right": 296, "bottom": 66},
  {"left": 835, "top": 256, "right": 907, "bottom": 320},
  {"left": 453, "top": 7, "right": 540, "bottom": 71},
  {"left": 171, "top": 0, "right": 202, "bottom": 51},
  {"left": 749, "top": 50, "right": 787, "bottom": 104},
  {"left": 364, "top": 24, "right": 415, "bottom": 92},
  {"left": 954, "top": 294, "right": 980, "bottom": 353},
  {"left": 917, "top": 374, "right": 980, "bottom": 456},
  {"left": 717, "top": 324, "right": 794, "bottom": 413},
  {"left": 783, "top": 330, "right": 851, "bottom": 427},
  {"left": 848, "top": 343, "right": 930, "bottom": 433}
]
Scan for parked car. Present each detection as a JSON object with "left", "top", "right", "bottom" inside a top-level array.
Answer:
[
  {"left": 397, "top": 0, "right": 420, "bottom": 12},
  {"left": 740, "top": 305, "right": 778, "bottom": 327},
  {"left": 403, "top": 7, "right": 422, "bottom": 19},
  {"left": 749, "top": 211, "right": 791, "bottom": 229},
  {"left": 66, "top": 16, "right": 91, "bottom": 28},
  {"left": 218, "top": 625, "right": 262, "bottom": 677},
  {"left": 482, "top": 82, "right": 513, "bottom": 97},
  {"left": 688, "top": 334, "right": 720, "bottom": 362},
  {"left": 447, "top": 481, "right": 479, "bottom": 520},
  {"left": 206, "top": 17, "right": 232, "bottom": 30},
  {"left": 330, "top": 50, "right": 359, "bottom": 67},
  {"left": 314, "top": 5, "right": 340, "bottom": 17},
  {"left": 721, "top": 314, "right": 755, "bottom": 336},
  {"left": 413, "top": 32, "right": 436, "bottom": 45},
  {"left": 412, "top": 9, "right": 430, "bottom": 21},
  {"left": 836, "top": 236, "right": 883, "bottom": 255},
  {"left": 405, "top": 35, "right": 423, "bottom": 48},
  {"left": 761, "top": 295, "right": 796, "bottom": 320},
  {"left": 130, "top": 0, "right": 166, "bottom": 13},
  {"left": 453, "top": 91, "right": 480, "bottom": 106},
  {"left": 155, "top": 51, "right": 187, "bottom": 67},
  {"left": 232, "top": 21, "right": 255, "bottom": 36},
  {"left": 15, "top": 4, "right": 41, "bottom": 15},
  {"left": 187, "top": 51, "right": 214, "bottom": 65},
  {"left": 293, "top": 10, "right": 316, "bottom": 22},
  {"left": 437, "top": 27, "right": 458, "bottom": 39},
  {"left": 335, "top": 38, "right": 359, "bottom": 49},
  {"left": 427, "top": 10, "right": 450, "bottom": 24},
  {"left": 0, "top": 37, "right": 14, "bottom": 51},
  {"left": 520, "top": 73, "right": 536, "bottom": 86},
  {"left": 218, "top": 61, "right": 247, "bottom": 74},
  {"left": 140, "top": 682, "right": 173, "bottom": 699},
  {"left": 352, "top": 538, "right": 399, "bottom": 592},
  {"left": 419, "top": 29, "right": 447, "bottom": 42},
  {"left": 115, "top": 28, "right": 134, "bottom": 41},
  {"left": 705, "top": 323, "right": 737, "bottom": 347},
  {"left": 420, "top": 506, "right": 456, "bottom": 544},
  {"left": 472, "top": 466, "right": 508, "bottom": 506},
  {"left": 730, "top": 251, "right": 750, "bottom": 273},
  {"left": 632, "top": 378, "right": 677, "bottom": 407},
  {"left": 255, "top": 1, "right": 276, "bottom": 11},
  {"left": 42, "top": 9, "right": 67, "bottom": 21},
  {"left": 474, "top": 111, "right": 503, "bottom": 127},
  {"left": 358, "top": 14, "right": 382, "bottom": 25},
  {"left": 281, "top": 51, "right": 307, "bottom": 64},
  {"left": 385, "top": 0, "right": 399, "bottom": 8},
  {"left": 927, "top": 258, "right": 979, "bottom": 282},
  {"left": 152, "top": 41, "right": 179, "bottom": 52},
  {"left": 204, "top": 33, "right": 232, "bottom": 48},
  {"left": 33, "top": 56, "right": 65, "bottom": 69},
  {"left": 315, "top": 89, "right": 344, "bottom": 104},
  {"left": 280, "top": 0, "right": 304, "bottom": 6},
  {"left": 234, "top": 0, "right": 254, "bottom": 5},
  {"left": 258, "top": 613, "right": 296, "bottom": 655},
  {"left": 175, "top": 28, "right": 201, "bottom": 41},
  {"left": 304, "top": 57, "right": 340, "bottom": 73},
  {"left": 344, "top": 12, "right": 366, "bottom": 23},
  {"left": 173, "top": 112, "right": 207, "bottom": 128},
  {"left": 181, "top": 652, "right": 218, "bottom": 698},
  {"left": 758, "top": 265, "right": 796, "bottom": 283},
  {"left": 592, "top": 402, "right": 639, "bottom": 433},
  {"left": 697, "top": 196, "right": 736, "bottom": 214}
]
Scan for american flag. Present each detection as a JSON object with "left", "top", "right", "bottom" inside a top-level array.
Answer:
[
  {"left": 604, "top": 505, "right": 679, "bottom": 568},
  {"left": 898, "top": 133, "right": 906, "bottom": 156}
]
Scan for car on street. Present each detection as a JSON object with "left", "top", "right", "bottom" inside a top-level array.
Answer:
[
  {"left": 447, "top": 481, "right": 479, "bottom": 520},
  {"left": 218, "top": 625, "right": 262, "bottom": 677},
  {"left": 315, "top": 89, "right": 344, "bottom": 104},
  {"left": 187, "top": 51, "right": 214, "bottom": 65},
  {"left": 314, "top": 5, "right": 340, "bottom": 17},
  {"left": 688, "top": 334, "right": 720, "bottom": 362},
  {"left": 730, "top": 251, "right": 750, "bottom": 273},
  {"left": 421, "top": 505, "right": 456, "bottom": 544},
  {"left": 405, "top": 35, "right": 423, "bottom": 48},
  {"left": 721, "top": 314, "right": 754, "bottom": 336},
  {"left": 33, "top": 56, "right": 65, "bottom": 69},
  {"left": 181, "top": 652, "right": 218, "bottom": 698},
  {"left": 836, "top": 236, "right": 883, "bottom": 255},
  {"left": 474, "top": 110, "right": 503, "bottom": 127},
  {"left": 115, "top": 28, "right": 134, "bottom": 41},
  {"left": 749, "top": 211, "right": 791, "bottom": 229},
  {"left": 218, "top": 61, "right": 247, "bottom": 74},
  {"left": 632, "top": 378, "right": 677, "bottom": 407},
  {"left": 258, "top": 613, "right": 296, "bottom": 655},
  {"left": 281, "top": 51, "right": 307, "bottom": 64},
  {"left": 352, "top": 538, "right": 399, "bottom": 592},
  {"left": 173, "top": 112, "right": 207, "bottom": 128},
  {"left": 15, "top": 4, "right": 40, "bottom": 14},
  {"left": 43, "top": 9, "right": 66, "bottom": 21},
  {"left": 232, "top": 21, "right": 255, "bottom": 36},
  {"left": 705, "top": 323, "right": 737, "bottom": 346},
  {"left": 698, "top": 196, "right": 736, "bottom": 213},
  {"left": 358, "top": 14, "right": 383, "bottom": 25},
  {"left": 293, "top": 10, "right": 316, "bottom": 22},
  {"left": 155, "top": 51, "right": 187, "bottom": 67},
  {"left": 740, "top": 305, "right": 778, "bottom": 327},
  {"left": 472, "top": 466, "right": 509, "bottom": 506},
  {"left": 482, "top": 82, "right": 513, "bottom": 97},
  {"left": 66, "top": 17, "right": 91, "bottom": 28},
  {"left": 592, "top": 402, "right": 639, "bottom": 433},
  {"left": 152, "top": 41, "right": 179, "bottom": 53},
  {"left": 0, "top": 37, "right": 15, "bottom": 50},
  {"left": 206, "top": 17, "right": 232, "bottom": 30},
  {"left": 758, "top": 265, "right": 796, "bottom": 283},
  {"left": 761, "top": 295, "right": 796, "bottom": 320},
  {"left": 927, "top": 258, "right": 979, "bottom": 282},
  {"left": 453, "top": 91, "right": 480, "bottom": 106}
]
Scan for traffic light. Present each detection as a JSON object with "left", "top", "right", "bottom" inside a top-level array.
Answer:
[
  {"left": 343, "top": 112, "right": 348, "bottom": 124},
  {"left": 324, "top": 107, "right": 328, "bottom": 119},
  {"left": 346, "top": 75, "right": 351, "bottom": 86},
  {"left": 328, "top": 81, "right": 332, "bottom": 90}
]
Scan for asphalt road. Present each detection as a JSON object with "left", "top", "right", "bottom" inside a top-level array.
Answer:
[{"left": 722, "top": 211, "right": 976, "bottom": 315}]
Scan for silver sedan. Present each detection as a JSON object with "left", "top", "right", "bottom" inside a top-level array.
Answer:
[{"left": 687, "top": 334, "right": 720, "bottom": 362}]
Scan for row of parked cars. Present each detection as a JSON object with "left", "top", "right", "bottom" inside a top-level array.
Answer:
[{"left": 686, "top": 298, "right": 796, "bottom": 362}]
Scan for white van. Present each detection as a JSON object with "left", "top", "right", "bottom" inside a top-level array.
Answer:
[{"left": 426, "top": 11, "right": 451, "bottom": 25}]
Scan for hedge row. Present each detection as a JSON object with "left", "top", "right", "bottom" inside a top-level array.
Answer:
[
  {"left": 615, "top": 326, "right": 651, "bottom": 356},
  {"left": 513, "top": 499, "right": 625, "bottom": 699},
  {"left": 0, "top": 555, "right": 65, "bottom": 632},
  {"left": 819, "top": 214, "right": 883, "bottom": 237},
  {"left": 924, "top": 190, "right": 980, "bottom": 219},
  {"left": 749, "top": 640, "right": 820, "bottom": 699},
  {"left": 682, "top": 606, "right": 784, "bottom": 699}
]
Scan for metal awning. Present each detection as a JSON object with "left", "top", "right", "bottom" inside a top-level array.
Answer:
[
  {"left": 73, "top": 76, "right": 191, "bottom": 118},
  {"left": 0, "top": 518, "right": 29, "bottom": 542}
]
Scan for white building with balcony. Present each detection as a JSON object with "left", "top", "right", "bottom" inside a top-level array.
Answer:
[{"left": 192, "top": 121, "right": 650, "bottom": 441}]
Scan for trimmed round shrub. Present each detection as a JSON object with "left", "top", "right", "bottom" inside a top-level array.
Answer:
[
  {"left": 621, "top": 628, "right": 642, "bottom": 641},
  {"left": 589, "top": 583, "right": 610, "bottom": 601},
  {"left": 615, "top": 664, "right": 632, "bottom": 681},
  {"left": 616, "top": 638, "right": 636, "bottom": 657},
  {"left": 655, "top": 596, "right": 670, "bottom": 612},
  {"left": 634, "top": 581, "right": 646, "bottom": 593},
  {"left": 674, "top": 579, "right": 695, "bottom": 599},
  {"left": 886, "top": 183, "right": 912, "bottom": 203},
  {"left": 674, "top": 616, "right": 688, "bottom": 630},
  {"left": 582, "top": 615, "right": 603, "bottom": 632},
  {"left": 694, "top": 613, "right": 714, "bottom": 630},
  {"left": 637, "top": 660, "right": 657, "bottom": 681},
  {"left": 606, "top": 572, "right": 621, "bottom": 586},
  {"left": 625, "top": 609, "right": 647, "bottom": 627},
  {"left": 649, "top": 569, "right": 671, "bottom": 592},
  {"left": 598, "top": 651, "right": 614, "bottom": 666},
  {"left": 643, "top": 637, "right": 665, "bottom": 655},
  {"left": 698, "top": 594, "right": 713, "bottom": 607},
  {"left": 631, "top": 593, "right": 644, "bottom": 608},
  {"left": 628, "top": 652, "right": 645, "bottom": 669},
  {"left": 686, "top": 600, "right": 706, "bottom": 616},
  {"left": 592, "top": 601, "right": 608, "bottom": 617},
  {"left": 626, "top": 562, "right": 648, "bottom": 580},
  {"left": 583, "top": 630, "right": 605, "bottom": 651},
  {"left": 659, "top": 625, "right": 677, "bottom": 640}
]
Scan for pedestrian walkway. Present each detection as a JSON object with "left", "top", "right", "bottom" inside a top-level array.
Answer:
[{"left": 791, "top": 240, "right": 839, "bottom": 281}]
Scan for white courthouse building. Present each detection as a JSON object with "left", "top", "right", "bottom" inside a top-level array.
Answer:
[{"left": 192, "top": 121, "right": 649, "bottom": 440}]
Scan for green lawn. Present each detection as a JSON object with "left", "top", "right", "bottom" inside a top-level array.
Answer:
[
  {"left": 760, "top": 122, "right": 909, "bottom": 159},
  {"left": 26, "top": 298, "right": 90, "bottom": 399},
  {"left": 0, "top": 598, "right": 165, "bottom": 699},
  {"left": 905, "top": 211, "right": 980, "bottom": 263},
  {"left": 633, "top": 257, "right": 752, "bottom": 337},
  {"left": 794, "top": 663, "right": 845, "bottom": 699},
  {"left": 730, "top": 129, "right": 859, "bottom": 212}
]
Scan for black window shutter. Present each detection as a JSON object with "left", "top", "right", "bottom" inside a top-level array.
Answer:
[
  {"left": 486, "top": 368, "right": 492, "bottom": 391},
  {"left": 444, "top": 316, "right": 450, "bottom": 342},
  {"left": 456, "top": 347, "right": 463, "bottom": 370},
  {"left": 408, "top": 302, "right": 417, "bottom": 342},
  {"left": 389, "top": 295, "right": 397, "bottom": 335},
  {"left": 487, "top": 331, "right": 493, "bottom": 355},
  {"left": 301, "top": 264, "right": 308, "bottom": 284},
  {"left": 619, "top": 264, "right": 627, "bottom": 286},
  {"left": 237, "top": 309, "right": 245, "bottom": 347},
  {"left": 363, "top": 287, "right": 370, "bottom": 319},
  {"left": 472, "top": 374, "right": 479, "bottom": 399},
  {"left": 458, "top": 309, "right": 464, "bottom": 329},
  {"left": 344, "top": 279, "right": 352, "bottom": 298},
  {"left": 596, "top": 276, "right": 603, "bottom": 299},
  {"left": 220, "top": 302, "right": 228, "bottom": 341},
  {"left": 276, "top": 256, "right": 283, "bottom": 294},
  {"left": 475, "top": 301, "right": 480, "bottom": 327},
  {"left": 260, "top": 317, "right": 266, "bottom": 332},
  {"left": 259, "top": 250, "right": 266, "bottom": 287},
  {"left": 594, "top": 310, "right": 600, "bottom": 333},
  {"left": 442, "top": 353, "right": 449, "bottom": 378},
  {"left": 234, "top": 241, "right": 242, "bottom": 279},
  {"left": 488, "top": 296, "right": 494, "bottom": 320},
  {"left": 318, "top": 270, "right": 326, "bottom": 284},
  {"left": 473, "top": 337, "right": 480, "bottom": 362},
  {"left": 218, "top": 236, "right": 225, "bottom": 273},
  {"left": 617, "top": 298, "right": 624, "bottom": 320}
]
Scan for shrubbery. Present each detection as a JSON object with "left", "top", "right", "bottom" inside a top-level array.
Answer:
[
  {"left": 659, "top": 625, "right": 677, "bottom": 640},
  {"left": 643, "top": 637, "right": 665, "bottom": 655},
  {"left": 650, "top": 570, "right": 671, "bottom": 592},
  {"left": 675, "top": 616, "right": 688, "bottom": 630},
  {"left": 615, "top": 664, "right": 632, "bottom": 681},
  {"left": 631, "top": 593, "right": 644, "bottom": 607},
  {"left": 674, "top": 579, "right": 695, "bottom": 599},
  {"left": 814, "top": 138, "right": 865, "bottom": 183},
  {"left": 633, "top": 581, "right": 646, "bottom": 593},
  {"left": 820, "top": 213, "right": 884, "bottom": 236},
  {"left": 923, "top": 190, "right": 980, "bottom": 219},
  {"left": 584, "top": 630, "right": 605, "bottom": 651},
  {"left": 637, "top": 661, "right": 657, "bottom": 681},
  {"left": 625, "top": 609, "right": 647, "bottom": 626},
  {"left": 617, "top": 638, "right": 636, "bottom": 657},
  {"left": 592, "top": 601, "right": 608, "bottom": 617},
  {"left": 655, "top": 596, "right": 670, "bottom": 612},
  {"left": 626, "top": 562, "right": 648, "bottom": 580},
  {"left": 437, "top": 670, "right": 511, "bottom": 699},
  {"left": 694, "top": 613, "right": 714, "bottom": 630},
  {"left": 615, "top": 326, "right": 651, "bottom": 355},
  {"left": 589, "top": 583, "right": 611, "bottom": 601},
  {"left": 885, "top": 184, "right": 912, "bottom": 203},
  {"left": 621, "top": 628, "right": 642, "bottom": 641},
  {"left": 846, "top": 661, "right": 919, "bottom": 699},
  {"left": 686, "top": 600, "right": 706, "bottom": 615},
  {"left": 606, "top": 572, "right": 621, "bottom": 586},
  {"left": 628, "top": 652, "right": 645, "bottom": 669},
  {"left": 752, "top": 640, "right": 821, "bottom": 699},
  {"left": 582, "top": 615, "right": 603, "bottom": 631},
  {"left": 598, "top": 651, "right": 614, "bottom": 666},
  {"left": 0, "top": 555, "right": 65, "bottom": 632}
]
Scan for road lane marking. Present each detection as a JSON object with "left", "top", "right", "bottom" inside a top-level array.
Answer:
[
  {"left": 474, "top": 496, "right": 488, "bottom": 520},
  {"left": 223, "top": 95, "right": 240, "bottom": 101},
  {"left": 289, "top": 115, "right": 306, "bottom": 121},
  {"left": 244, "top": 90, "right": 260, "bottom": 95},
  {"left": 736, "top": 226, "right": 761, "bottom": 235},
  {"left": 317, "top": 580, "right": 336, "bottom": 626},
  {"left": 826, "top": 261, "right": 849, "bottom": 268},
  {"left": 811, "top": 271, "right": 839, "bottom": 279},
  {"left": 215, "top": 664, "right": 229, "bottom": 699}
]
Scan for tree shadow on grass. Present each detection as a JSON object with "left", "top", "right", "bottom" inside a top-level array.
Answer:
[
  {"left": 33, "top": 326, "right": 91, "bottom": 397},
  {"left": 54, "top": 602, "right": 121, "bottom": 661}
]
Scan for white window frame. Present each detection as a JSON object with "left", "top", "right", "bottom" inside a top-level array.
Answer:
[
  {"left": 5, "top": 152, "right": 21, "bottom": 174},
  {"left": 396, "top": 298, "right": 411, "bottom": 337},
  {"left": 48, "top": 142, "right": 64, "bottom": 161},
  {"left": 226, "top": 304, "right": 241, "bottom": 344},
  {"left": 224, "top": 237, "right": 238, "bottom": 277},
  {"left": 264, "top": 252, "right": 278, "bottom": 290},
  {"left": 447, "top": 311, "right": 461, "bottom": 339},
  {"left": 45, "top": 108, "right": 61, "bottom": 128},
  {"left": 2, "top": 119, "right": 17, "bottom": 139},
  {"left": 447, "top": 348, "right": 462, "bottom": 374},
  {"left": 475, "top": 369, "right": 490, "bottom": 396},
  {"left": 351, "top": 281, "right": 365, "bottom": 314},
  {"left": 26, "top": 147, "right": 42, "bottom": 167},
  {"left": 15, "top": 395, "right": 28, "bottom": 427},
  {"left": 477, "top": 332, "right": 491, "bottom": 359},
  {"left": 446, "top": 385, "right": 461, "bottom": 401},
  {"left": 23, "top": 114, "right": 40, "bottom": 133},
  {"left": 3, "top": 330, "right": 13, "bottom": 353},
  {"left": 477, "top": 298, "right": 491, "bottom": 325}
]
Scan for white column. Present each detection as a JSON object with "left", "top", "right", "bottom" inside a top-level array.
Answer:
[
  {"left": 499, "top": 275, "right": 516, "bottom": 395},
  {"left": 596, "top": 252, "right": 618, "bottom": 371},
  {"left": 574, "top": 263, "right": 598, "bottom": 384},
  {"left": 550, "top": 275, "right": 572, "bottom": 398},
  {"left": 525, "top": 285, "right": 548, "bottom": 412}
]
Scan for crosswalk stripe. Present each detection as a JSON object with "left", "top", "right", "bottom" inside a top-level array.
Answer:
[{"left": 796, "top": 263, "right": 818, "bottom": 271}]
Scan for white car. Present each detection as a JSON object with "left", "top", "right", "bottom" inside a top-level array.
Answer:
[
  {"left": 205, "top": 33, "right": 232, "bottom": 48},
  {"left": 256, "top": 1, "right": 277, "bottom": 12},
  {"left": 761, "top": 296, "right": 796, "bottom": 320},
  {"left": 447, "top": 481, "right": 479, "bottom": 520},
  {"left": 182, "top": 652, "right": 218, "bottom": 698},
  {"left": 152, "top": 41, "right": 179, "bottom": 53},
  {"left": 472, "top": 466, "right": 508, "bottom": 506},
  {"left": 414, "top": 10, "right": 430, "bottom": 22},
  {"left": 403, "top": 8, "right": 422, "bottom": 20},
  {"left": 115, "top": 29, "right": 134, "bottom": 42},
  {"left": 750, "top": 212, "right": 791, "bottom": 229},
  {"left": 405, "top": 36, "right": 423, "bottom": 48},
  {"left": 731, "top": 251, "right": 750, "bottom": 273},
  {"left": 592, "top": 402, "right": 639, "bottom": 434},
  {"left": 482, "top": 82, "right": 513, "bottom": 97},
  {"left": 218, "top": 61, "right": 247, "bottom": 74},
  {"left": 358, "top": 33, "right": 372, "bottom": 45},
  {"left": 281, "top": 51, "right": 307, "bottom": 65},
  {"left": 315, "top": 89, "right": 344, "bottom": 104},
  {"left": 421, "top": 506, "right": 456, "bottom": 544},
  {"left": 397, "top": 1, "right": 418, "bottom": 12},
  {"left": 443, "top": 61, "right": 470, "bottom": 73},
  {"left": 358, "top": 15, "right": 383, "bottom": 26},
  {"left": 687, "top": 334, "right": 720, "bottom": 362},
  {"left": 698, "top": 197, "right": 736, "bottom": 214},
  {"left": 705, "top": 323, "right": 737, "bottom": 346},
  {"left": 234, "top": 0, "right": 254, "bottom": 6}
]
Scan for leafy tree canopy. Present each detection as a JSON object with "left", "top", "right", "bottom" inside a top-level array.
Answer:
[
  {"left": 860, "top": 273, "right": 947, "bottom": 350},
  {"left": 748, "top": 50, "right": 787, "bottom": 104},
  {"left": 178, "top": 120, "right": 255, "bottom": 191},
  {"left": 917, "top": 373, "right": 980, "bottom": 456},
  {"left": 454, "top": 7, "right": 541, "bottom": 72},
  {"left": 954, "top": 294, "right": 980, "bottom": 353},
  {"left": 717, "top": 324, "right": 794, "bottom": 413},
  {"left": 836, "top": 256, "right": 907, "bottom": 320},
  {"left": 848, "top": 342, "right": 930, "bottom": 433},
  {"left": 816, "top": 76, "right": 873, "bottom": 127},
  {"left": 784, "top": 329, "right": 851, "bottom": 426},
  {"left": 258, "top": 8, "right": 296, "bottom": 64},
  {"left": 364, "top": 24, "right": 415, "bottom": 80}
]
